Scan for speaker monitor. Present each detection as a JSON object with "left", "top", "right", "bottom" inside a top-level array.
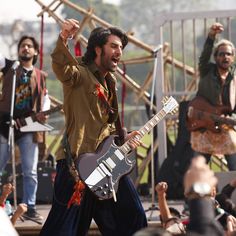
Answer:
[{"left": 0, "top": 162, "right": 56, "bottom": 204}]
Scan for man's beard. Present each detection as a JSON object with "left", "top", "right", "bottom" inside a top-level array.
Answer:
[
  {"left": 19, "top": 55, "right": 32, "bottom": 62},
  {"left": 101, "top": 49, "right": 116, "bottom": 72}
]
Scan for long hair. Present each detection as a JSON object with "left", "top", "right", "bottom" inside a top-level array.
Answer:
[
  {"left": 17, "top": 35, "right": 39, "bottom": 65},
  {"left": 83, "top": 26, "right": 128, "bottom": 64}
]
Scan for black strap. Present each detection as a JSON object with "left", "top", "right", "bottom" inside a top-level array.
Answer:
[
  {"left": 62, "top": 133, "right": 80, "bottom": 181},
  {"left": 62, "top": 133, "right": 74, "bottom": 166},
  {"left": 115, "top": 115, "right": 125, "bottom": 145}
]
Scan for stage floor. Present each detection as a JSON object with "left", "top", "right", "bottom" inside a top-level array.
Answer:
[{"left": 15, "top": 198, "right": 185, "bottom": 236}]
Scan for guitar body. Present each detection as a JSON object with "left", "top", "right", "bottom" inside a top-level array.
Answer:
[
  {"left": 76, "top": 135, "right": 136, "bottom": 200},
  {"left": 75, "top": 96, "right": 179, "bottom": 200},
  {"left": 0, "top": 105, "right": 62, "bottom": 140},
  {"left": 76, "top": 135, "right": 135, "bottom": 200},
  {"left": 186, "top": 96, "right": 232, "bottom": 132}
]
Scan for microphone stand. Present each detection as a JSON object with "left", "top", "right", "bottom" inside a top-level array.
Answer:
[
  {"left": 8, "top": 66, "right": 18, "bottom": 210},
  {"left": 145, "top": 46, "right": 162, "bottom": 221}
]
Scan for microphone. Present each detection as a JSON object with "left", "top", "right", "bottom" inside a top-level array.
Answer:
[
  {"left": 153, "top": 45, "right": 163, "bottom": 57},
  {"left": 11, "top": 60, "right": 20, "bottom": 70},
  {"left": 153, "top": 44, "right": 163, "bottom": 53}
]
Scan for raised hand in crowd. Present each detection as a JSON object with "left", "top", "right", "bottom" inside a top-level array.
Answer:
[
  {"left": 0, "top": 183, "right": 14, "bottom": 206},
  {"left": 184, "top": 156, "right": 224, "bottom": 236},
  {"left": 155, "top": 182, "right": 185, "bottom": 234},
  {"left": 208, "top": 22, "right": 224, "bottom": 39}
]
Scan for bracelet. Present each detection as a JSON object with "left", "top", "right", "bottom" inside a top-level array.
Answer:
[
  {"left": 60, "top": 31, "right": 73, "bottom": 41},
  {"left": 185, "top": 182, "right": 212, "bottom": 199},
  {"left": 60, "top": 32, "right": 68, "bottom": 41}
]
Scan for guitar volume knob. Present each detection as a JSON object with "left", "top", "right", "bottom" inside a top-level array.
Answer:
[{"left": 96, "top": 186, "right": 103, "bottom": 191}]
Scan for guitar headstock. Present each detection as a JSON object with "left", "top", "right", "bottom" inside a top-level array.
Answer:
[{"left": 162, "top": 96, "right": 179, "bottom": 114}]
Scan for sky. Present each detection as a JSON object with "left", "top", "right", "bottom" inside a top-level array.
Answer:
[
  {"left": 1, "top": 0, "right": 235, "bottom": 24},
  {"left": 0, "top": 0, "right": 120, "bottom": 23},
  {"left": 0, "top": 0, "right": 55, "bottom": 23}
]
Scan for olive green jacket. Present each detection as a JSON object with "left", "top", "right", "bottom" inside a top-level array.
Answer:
[{"left": 51, "top": 37, "right": 118, "bottom": 160}]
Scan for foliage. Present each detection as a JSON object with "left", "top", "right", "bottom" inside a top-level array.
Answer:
[
  {"left": 61, "top": 0, "right": 120, "bottom": 26},
  {"left": 120, "top": 0, "right": 212, "bottom": 44}
]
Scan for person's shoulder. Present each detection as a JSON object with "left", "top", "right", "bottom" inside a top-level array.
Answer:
[{"left": 33, "top": 67, "right": 48, "bottom": 77}]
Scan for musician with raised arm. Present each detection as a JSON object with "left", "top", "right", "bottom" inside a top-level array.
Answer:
[
  {"left": 187, "top": 22, "right": 236, "bottom": 170},
  {"left": 0, "top": 35, "right": 50, "bottom": 223},
  {"left": 40, "top": 19, "right": 147, "bottom": 236}
]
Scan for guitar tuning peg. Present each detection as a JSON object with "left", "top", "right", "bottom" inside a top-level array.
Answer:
[{"left": 162, "top": 97, "right": 167, "bottom": 103}]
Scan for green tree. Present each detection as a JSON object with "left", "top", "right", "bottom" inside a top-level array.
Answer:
[{"left": 61, "top": 0, "right": 120, "bottom": 26}]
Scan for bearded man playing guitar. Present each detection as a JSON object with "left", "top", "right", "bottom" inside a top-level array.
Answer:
[
  {"left": 187, "top": 22, "right": 236, "bottom": 170},
  {"left": 40, "top": 19, "right": 148, "bottom": 236},
  {"left": 0, "top": 35, "right": 50, "bottom": 223}
]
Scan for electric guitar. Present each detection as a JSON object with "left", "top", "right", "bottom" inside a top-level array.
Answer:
[
  {"left": 0, "top": 105, "right": 63, "bottom": 140},
  {"left": 76, "top": 96, "right": 178, "bottom": 200},
  {"left": 186, "top": 96, "right": 236, "bottom": 133}
]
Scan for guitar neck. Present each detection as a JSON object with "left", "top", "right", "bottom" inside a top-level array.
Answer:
[
  {"left": 211, "top": 113, "right": 236, "bottom": 126},
  {"left": 25, "top": 105, "right": 63, "bottom": 123},
  {"left": 120, "top": 108, "right": 167, "bottom": 155},
  {"left": 41, "top": 105, "right": 63, "bottom": 116}
]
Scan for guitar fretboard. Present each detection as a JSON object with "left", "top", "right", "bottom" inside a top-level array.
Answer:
[
  {"left": 190, "top": 108, "right": 236, "bottom": 127},
  {"left": 120, "top": 109, "right": 167, "bottom": 154},
  {"left": 42, "top": 105, "right": 63, "bottom": 116}
]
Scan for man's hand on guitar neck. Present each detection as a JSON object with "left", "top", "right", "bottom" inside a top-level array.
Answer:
[
  {"left": 35, "top": 112, "right": 48, "bottom": 123},
  {"left": 220, "top": 114, "right": 235, "bottom": 131},
  {"left": 125, "top": 130, "right": 142, "bottom": 150}
]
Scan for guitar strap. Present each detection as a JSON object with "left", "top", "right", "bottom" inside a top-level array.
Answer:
[
  {"left": 35, "top": 68, "right": 42, "bottom": 96},
  {"left": 62, "top": 133, "right": 80, "bottom": 182},
  {"left": 114, "top": 114, "right": 125, "bottom": 145},
  {"left": 230, "top": 69, "right": 236, "bottom": 110},
  {"left": 62, "top": 134, "right": 85, "bottom": 207}
]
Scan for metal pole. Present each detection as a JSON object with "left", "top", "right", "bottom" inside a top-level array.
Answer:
[
  {"left": 145, "top": 46, "right": 162, "bottom": 220},
  {"left": 8, "top": 61, "right": 19, "bottom": 210}
]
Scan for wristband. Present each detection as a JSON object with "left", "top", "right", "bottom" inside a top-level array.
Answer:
[
  {"left": 60, "top": 31, "right": 73, "bottom": 41},
  {"left": 186, "top": 182, "right": 211, "bottom": 199}
]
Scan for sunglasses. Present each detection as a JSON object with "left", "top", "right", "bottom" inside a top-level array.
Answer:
[{"left": 217, "top": 52, "right": 233, "bottom": 57}]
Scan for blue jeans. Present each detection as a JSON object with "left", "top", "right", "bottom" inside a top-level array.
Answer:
[{"left": 0, "top": 133, "right": 38, "bottom": 208}]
